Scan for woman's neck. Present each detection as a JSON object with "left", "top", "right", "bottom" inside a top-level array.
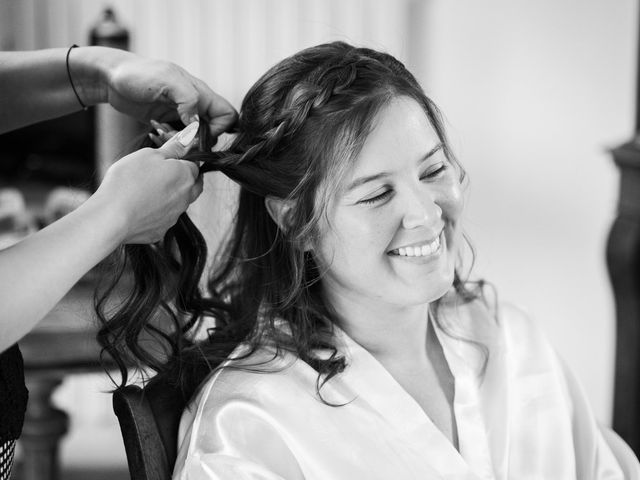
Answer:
[{"left": 326, "top": 288, "right": 432, "bottom": 365}]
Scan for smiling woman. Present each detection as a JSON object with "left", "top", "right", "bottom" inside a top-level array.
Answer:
[
  {"left": 97, "top": 42, "right": 638, "bottom": 479},
  {"left": 316, "top": 97, "right": 462, "bottom": 315}
]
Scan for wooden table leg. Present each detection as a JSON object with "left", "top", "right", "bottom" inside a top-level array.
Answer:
[{"left": 19, "top": 375, "right": 68, "bottom": 480}]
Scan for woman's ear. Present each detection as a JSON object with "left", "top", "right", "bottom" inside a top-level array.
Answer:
[{"left": 265, "top": 196, "right": 295, "bottom": 232}]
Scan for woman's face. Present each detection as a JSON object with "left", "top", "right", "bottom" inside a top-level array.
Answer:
[{"left": 313, "top": 96, "right": 464, "bottom": 313}]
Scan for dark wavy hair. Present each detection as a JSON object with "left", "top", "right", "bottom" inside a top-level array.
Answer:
[{"left": 96, "top": 41, "right": 484, "bottom": 401}]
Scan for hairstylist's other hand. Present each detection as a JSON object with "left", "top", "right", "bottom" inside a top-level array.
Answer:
[
  {"left": 92, "top": 122, "right": 203, "bottom": 244},
  {"left": 86, "top": 47, "right": 237, "bottom": 136}
]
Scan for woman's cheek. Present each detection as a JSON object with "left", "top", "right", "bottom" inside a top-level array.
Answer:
[{"left": 440, "top": 181, "right": 464, "bottom": 222}]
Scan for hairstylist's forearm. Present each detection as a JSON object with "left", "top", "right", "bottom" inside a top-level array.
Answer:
[
  {"left": 0, "top": 194, "right": 126, "bottom": 352},
  {"left": 0, "top": 49, "right": 85, "bottom": 133},
  {"left": 0, "top": 133, "right": 202, "bottom": 353},
  {"left": 0, "top": 46, "right": 238, "bottom": 136},
  {"left": 0, "top": 47, "right": 112, "bottom": 134}
]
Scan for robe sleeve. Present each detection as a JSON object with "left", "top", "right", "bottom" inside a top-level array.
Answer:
[
  {"left": 173, "top": 365, "right": 307, "bottom": 480},
  {"left": 558, "top": 356, "right": 640, "bottom": 480},
  {"left": 600, "top": 426, "right": 640, "bottom": 480}
]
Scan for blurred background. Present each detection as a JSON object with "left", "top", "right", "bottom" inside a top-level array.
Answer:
[{"left": 0, "top": 0, "right": 637, "bottom": 476}]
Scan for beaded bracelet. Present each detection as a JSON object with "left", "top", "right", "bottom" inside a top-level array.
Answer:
[{"left": 66, "top": 44, "right": 88, "bottom": 110}]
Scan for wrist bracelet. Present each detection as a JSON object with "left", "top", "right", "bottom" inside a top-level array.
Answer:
[{"left": 66, "top": 44, "right": 88, "bottom": 110}]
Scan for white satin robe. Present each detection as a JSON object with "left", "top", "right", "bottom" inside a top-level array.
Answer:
[{"left": 173, "top": 302, "right": 639, "bottom": 479}]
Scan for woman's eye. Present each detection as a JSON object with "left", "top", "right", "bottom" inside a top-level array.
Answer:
[
  {"left": 359, "top": 190, "right": 392, "bottom": 205},
  {"left": 421, "top": 163, "right": 447, "bottom": 180}
]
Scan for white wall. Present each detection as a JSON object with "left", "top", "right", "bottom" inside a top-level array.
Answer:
[
  {"left": 419, "top": 0, "right": 638, "bottom": 423},
  {"left": 5, "top": 0, "right": 638, "bottom": 468}
]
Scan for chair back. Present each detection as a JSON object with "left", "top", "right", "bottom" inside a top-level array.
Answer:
[{"left": 113, "top": 378, "right": 187, "bottom": 480}]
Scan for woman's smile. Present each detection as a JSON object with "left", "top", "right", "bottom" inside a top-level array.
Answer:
[{"left": 387, "top": 230, "right": 443, "bottom": 258}]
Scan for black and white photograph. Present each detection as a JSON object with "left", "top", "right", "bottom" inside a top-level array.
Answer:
[{"left": 0, "top": 1, "right": 639, "bottom": 479}]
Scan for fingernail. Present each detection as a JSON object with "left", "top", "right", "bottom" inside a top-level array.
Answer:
[
  {"left": 148, "top": 120, "right": 163, "bottom": 135},
  {"left": 189, "top": 114, "right": 200, "bottom": 124},
  {"left": 176, "top": 121, "right": 199, "bottom": 147}
]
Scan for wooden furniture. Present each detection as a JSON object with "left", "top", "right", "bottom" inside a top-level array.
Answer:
[
  {"left": 18, "top": 276, "right": 121, "bottom": 480},
  {"left": 113, "top": 379, "right": 187, "bottom": 480},
  {"left": 608, "top": 137, "right": 640, "bottom": 454},
  {"left": 607, "top": 5, "right": 640, "bottom": 456}
]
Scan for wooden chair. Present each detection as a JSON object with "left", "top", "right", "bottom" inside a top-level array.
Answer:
[{"left": 112, "top": 377, "right": 187, "bottom": 480}]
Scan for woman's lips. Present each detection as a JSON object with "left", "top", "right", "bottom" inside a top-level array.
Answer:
[{"left": 388, "top": 232, "right": 442, "bottom": 257}]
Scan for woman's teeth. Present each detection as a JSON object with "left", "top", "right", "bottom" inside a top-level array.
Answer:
[{"left": 393, "top": 236, "right": 441, "bottom": 257}]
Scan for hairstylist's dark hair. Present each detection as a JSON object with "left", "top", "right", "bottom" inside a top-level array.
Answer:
[{"left": 96, "top": 41, "right": 481, "bottom": 400}]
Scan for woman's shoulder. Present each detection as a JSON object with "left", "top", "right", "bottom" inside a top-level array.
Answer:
[
  {"left": 437, "top": 291, "right": 551, "bottom": 351},
  {"left": 496, "top": 302, "right": 550, "bottom": 345},
  {"left": 174, "top": 344, "right": 315, "bottom": 479},
  {"left": 187, "top": 343, "right": 320, "bottom": 416}
]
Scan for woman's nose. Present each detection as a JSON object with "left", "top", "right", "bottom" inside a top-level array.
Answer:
[{"left": 401, "top": 189, "right": 442, "bottom": 230}]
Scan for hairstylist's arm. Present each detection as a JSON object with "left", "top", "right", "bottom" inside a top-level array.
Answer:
[
  {"left": 0, "top": 46, "right": 237, "bottom": 135},
  {"left": 0, "top": 131, "right": 201, "bottom": 353}
]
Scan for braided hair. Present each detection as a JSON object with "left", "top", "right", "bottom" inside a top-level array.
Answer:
[{"left": 96, "top": 42, "right": 477, "bottom": 400}]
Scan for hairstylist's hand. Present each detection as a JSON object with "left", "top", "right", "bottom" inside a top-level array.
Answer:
[
  {"left": 92, "top": 122, "right": 203, "bottom": 244},
  {"left": 77, "top": 47, "right": 237, "bottom": 136}
]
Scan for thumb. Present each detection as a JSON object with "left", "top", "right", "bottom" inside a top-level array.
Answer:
[
  {"left": 157, "top": 121, "right": 199, "bottom": 158},
  {"left": 168, "top": 80, "right": 199, "bottom": 126}
]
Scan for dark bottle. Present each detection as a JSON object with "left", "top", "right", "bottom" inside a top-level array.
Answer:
[
  {"left": 89, "top": 7, "right": 143, "bottom": 180},
  {"left": 90, "top": 8, "right": 129, "bottom": 49}
]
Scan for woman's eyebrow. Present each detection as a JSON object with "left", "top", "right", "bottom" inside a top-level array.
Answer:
[
  {"left": 418, "top": 143, "right": 444, "bottom": 166},
  {"left": 346, "top": 143, "right": 444, "bottom": 192},
  {"left": 346, "top": 172, "right": 390, "bottom": 192}
]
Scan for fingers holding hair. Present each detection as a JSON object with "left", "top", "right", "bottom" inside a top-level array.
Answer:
[
  {"left": 169, "top": 74, "right": 238, "bottom": 137},
  {"left": 157, "top": 121, "right": 200, "bottom": 159},
  {"left": 147, "top": 121, "right": 204, "bottom": 205},
  {"left": 148, "top": 120, "right": 178, "bottom": 147},
  {"left": 189, "top": 174, "right": 204, "bottom": 203},
  {"left": 175, "top": 159, "right": 200, "bottom": 181}
]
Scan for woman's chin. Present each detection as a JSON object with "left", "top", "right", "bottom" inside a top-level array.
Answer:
[{"left": 396, "top": 274, "right": 456, "bottom": 307}]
